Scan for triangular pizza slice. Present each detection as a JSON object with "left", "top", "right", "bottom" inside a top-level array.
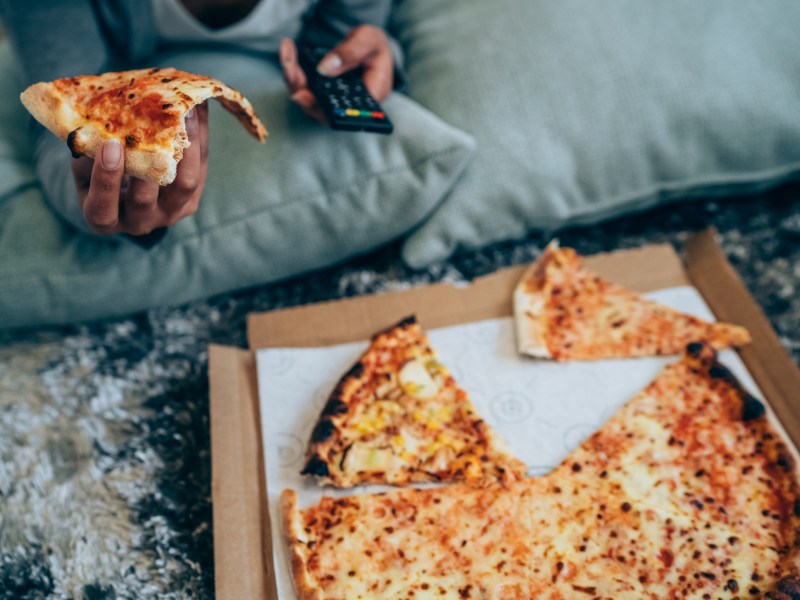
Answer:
[
  {"left": 513, "top": 242, "right": 751, "bottom": 360},
  {"left": 300, "top": 316, "right": 527, "bottom": 488},
  {"left": 21, "top": 67, "right": 267, "bottom": 185}
]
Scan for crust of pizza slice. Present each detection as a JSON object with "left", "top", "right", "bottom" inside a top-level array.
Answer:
[
  {"left": 514, "top": 241, "right": 751, "bottom": 360},
  {"left": 283, "top": 344, "right": 800, "bottom": 598},
  {"left": 20, "top": 67, "right": 267, "bottom": 185},
  {"left": 300, "top": 316, "right": 527, "bottom": 488}
]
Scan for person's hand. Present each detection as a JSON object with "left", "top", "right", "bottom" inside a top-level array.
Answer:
[
  {"left": 71, "top": 102, "right": 209, "bottom": 236},
  {"left": 280, "top": 25, "right": 394, "bottom": 124}
]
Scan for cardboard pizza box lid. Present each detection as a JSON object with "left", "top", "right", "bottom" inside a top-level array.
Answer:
[{"left": 208, "top": 228, "right": 800, "bottom": 600}]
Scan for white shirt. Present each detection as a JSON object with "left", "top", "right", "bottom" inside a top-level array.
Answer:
[{"left": 152, "top": 0, "right": 309, "bottom": 53}]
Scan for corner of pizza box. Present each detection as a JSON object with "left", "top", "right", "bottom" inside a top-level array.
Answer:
[
  {"left": 208, "top": 343, "right": 277, "bottom": 600},
  {"left": 683, "top": 228, "right": 800, "bottom": 458}
]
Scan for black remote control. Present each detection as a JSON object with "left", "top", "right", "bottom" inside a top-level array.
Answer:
[{"left": 297, "top": 44, "right": 393, "bottom": 134}]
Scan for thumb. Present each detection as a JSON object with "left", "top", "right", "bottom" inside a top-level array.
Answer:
[{"left": 317, "top": 27, "right": 381, "bottom": 77}]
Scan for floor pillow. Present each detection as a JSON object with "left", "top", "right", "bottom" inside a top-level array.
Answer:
[{"left": 393, "top": 0, "right": 800, "bottom": 267}]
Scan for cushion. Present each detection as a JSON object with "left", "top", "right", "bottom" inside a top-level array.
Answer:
[
  {"left": 0, "top": 44, "right": 475, "bottom": 329},
  {"left": 392, "top": 0, "right": 800, "bottom": 268}
]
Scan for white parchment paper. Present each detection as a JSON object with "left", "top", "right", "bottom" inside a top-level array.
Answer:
[{"left": 256, "top": 286, "right": 764, "bottom": 599}]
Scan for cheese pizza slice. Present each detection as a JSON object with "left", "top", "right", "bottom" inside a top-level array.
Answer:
[
  {"left": 513, "top": 242, "right": 751, "bottom": 360},
  {"left": 20, "top": 67, "right": 267, "bottom": 185},
  {"left": 300, "top": 316, "right": 527, "bottom": 488},
  {"left": 283, "top": 344, "right": 800, "bottom": 599}
]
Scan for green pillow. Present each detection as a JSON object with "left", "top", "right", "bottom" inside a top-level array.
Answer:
[
  {"left": 0, "top": 45, "right": 475, "bottom": 328},
  {"left": 393, "top": 0, "right": 800, "bottom": 267}
]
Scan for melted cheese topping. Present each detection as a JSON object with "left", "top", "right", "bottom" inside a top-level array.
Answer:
[
  {"left": 289, "top": 346, "right": 800, "bottom": 598},
  {"left": 305, "top": 319, "right": 526, "bottom": 487}
]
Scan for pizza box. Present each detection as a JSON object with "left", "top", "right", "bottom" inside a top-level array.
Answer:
[{"left": 207, "top": 228, "right": 800, "bottom": 600}]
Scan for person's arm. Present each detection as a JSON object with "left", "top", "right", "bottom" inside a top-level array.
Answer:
[{"left": 281, "top": 0, "right": 405, "bottom": 123}]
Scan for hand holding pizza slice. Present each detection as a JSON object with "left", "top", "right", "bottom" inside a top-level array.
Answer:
[{"left": 20, "top": 68, "right": 267, "bottom": 236}]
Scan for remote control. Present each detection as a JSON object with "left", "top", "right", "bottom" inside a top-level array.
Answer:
[{"left": 297, "top": 44, "right": 393, "bottom": 134}]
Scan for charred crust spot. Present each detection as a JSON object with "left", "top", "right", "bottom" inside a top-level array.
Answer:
[
  {"left": 708, "top": 364, "right": 734, "bottom": 381},
  {"left": 338, "top": 444, "right": 352, "bottom": 471},
  {"left": 127, "top": 93, "right": 135, "bottom": 99},
  {"left": 301, "top": 455, "right": 329, "bottom": 477},
  {"left": 776, "top": 453, "right": 794, "bottom": 472},
  {"left": 322, "top": 398, "right": 348, "bottom": 417},
  {"left": 794, "top": 498, "right": 800, "bottom": 518},
  {"left": 621, "top": 502, "right": 632, "bottom": 512},
  {"left": 310, "top": 419, "right": 336, "bottom": 443},
  {"left": 66, "top": 128, "right": 82, "bottom": 158},
  {"left": 129, "top": 77, "right": 135, "bottom": 86},
  {"left": 162, "top": 103, "right": 173, "bottom": 110},
  {"left": 161, "top": 77, "right": 174, "bottom": 83},
  {"left": 148, "top": 67, "right": 161, "bottom": 74},
  {"left": 125, "top": 135, "right": 136, "bottom": 148},
  {"left": 344, "top": 362, "right": 365, "bottom": 379},
  {"left": 686, "top": 342, "right": 705, "bottom": 357},
  {"left": 371, "top": 315, "right": 417, "bottom": 340},
  {"left": 213, "top": 85, "right": 223, "bottom": 94},
  {"left": 767, "top": 576, "right": 800, "bottom": 599},
  {"left": 742, "top": 393, "right": 766, "bottom": 421}
]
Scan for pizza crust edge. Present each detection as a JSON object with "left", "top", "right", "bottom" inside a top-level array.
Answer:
[
  {"left": 280, "top": 489, "right": 325, "bottom": 600},
  {"left": 512, "top": 266, "right": 551, "bottom": 359}
]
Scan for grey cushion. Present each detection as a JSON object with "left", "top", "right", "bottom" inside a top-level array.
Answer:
[
  {"left": 393, "top": 0, "right": 800, "bottom": 267},
  {"left": 0, "top": 44, "right": 475, "bottom": 328}
]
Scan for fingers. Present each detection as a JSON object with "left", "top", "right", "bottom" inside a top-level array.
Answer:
[
  {"left": 158, "top": 104, "right": 207, "bottom": 224},
  {"left": 83, "top": 139, "right": 124, "bottom": 233},
  {"left": 122, "top": 177, "right": 161, "bottom": 235},
  {"left": 317, "top": 25, "right": 386, "bottom": 78},
  {"left": 78, "top": 115, "right": 208, "bottom": 237},
  {"left": 280, "top": 37, "right": 307, "bottom": 96},
  {"left": 361, "top": 47, "right": 394, "bottom": 102},
  {"left": 280, "top": 37, "right": 328, "bottom": 124},
  {"left": 290, "top": 89, "right": 327, "bottom": 124}
]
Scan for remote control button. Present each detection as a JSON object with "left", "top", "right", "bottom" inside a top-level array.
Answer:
[
  {"left": 333, "top": 108, "right": 346, "bottom": 116},
  {"left": 371, "top": 112, "right": 385, "bottom": 119},
  {"left": 345, "top": 109, "right": 360, "bottom": 117}
]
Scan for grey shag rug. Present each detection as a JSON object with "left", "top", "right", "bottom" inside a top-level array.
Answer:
[{"left": 1, "top": 182, "right": 800, "bottom": 599}]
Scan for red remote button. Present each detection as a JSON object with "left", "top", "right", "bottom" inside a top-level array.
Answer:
[{"left": 371, "top": 112, "right": 385, "bottom": 119}]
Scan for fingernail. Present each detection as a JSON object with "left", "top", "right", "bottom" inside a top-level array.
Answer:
[
  {"left": 317, "top": 53, "right": 342, "bottom": 76},
  {"left": 101, "top": 139, "right": 122, "bottom": 170}
]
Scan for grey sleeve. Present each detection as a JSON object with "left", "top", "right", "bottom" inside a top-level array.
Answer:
[
  {"left": 300, "top": 0, "right": 406, "bottom": 88},
  {"left": 1, "top": 0, "right": 110, "bottom": 232}
]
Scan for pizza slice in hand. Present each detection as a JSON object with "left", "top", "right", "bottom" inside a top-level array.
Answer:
[
  {"left": 20, "top": 67, "right": 267, "bottom": 185},
  {"left": 301, "top": 316, "right": 527, "bottom": 488},
  {"left": 514, "top": 242, "right": 751, "bottom": 360}
]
